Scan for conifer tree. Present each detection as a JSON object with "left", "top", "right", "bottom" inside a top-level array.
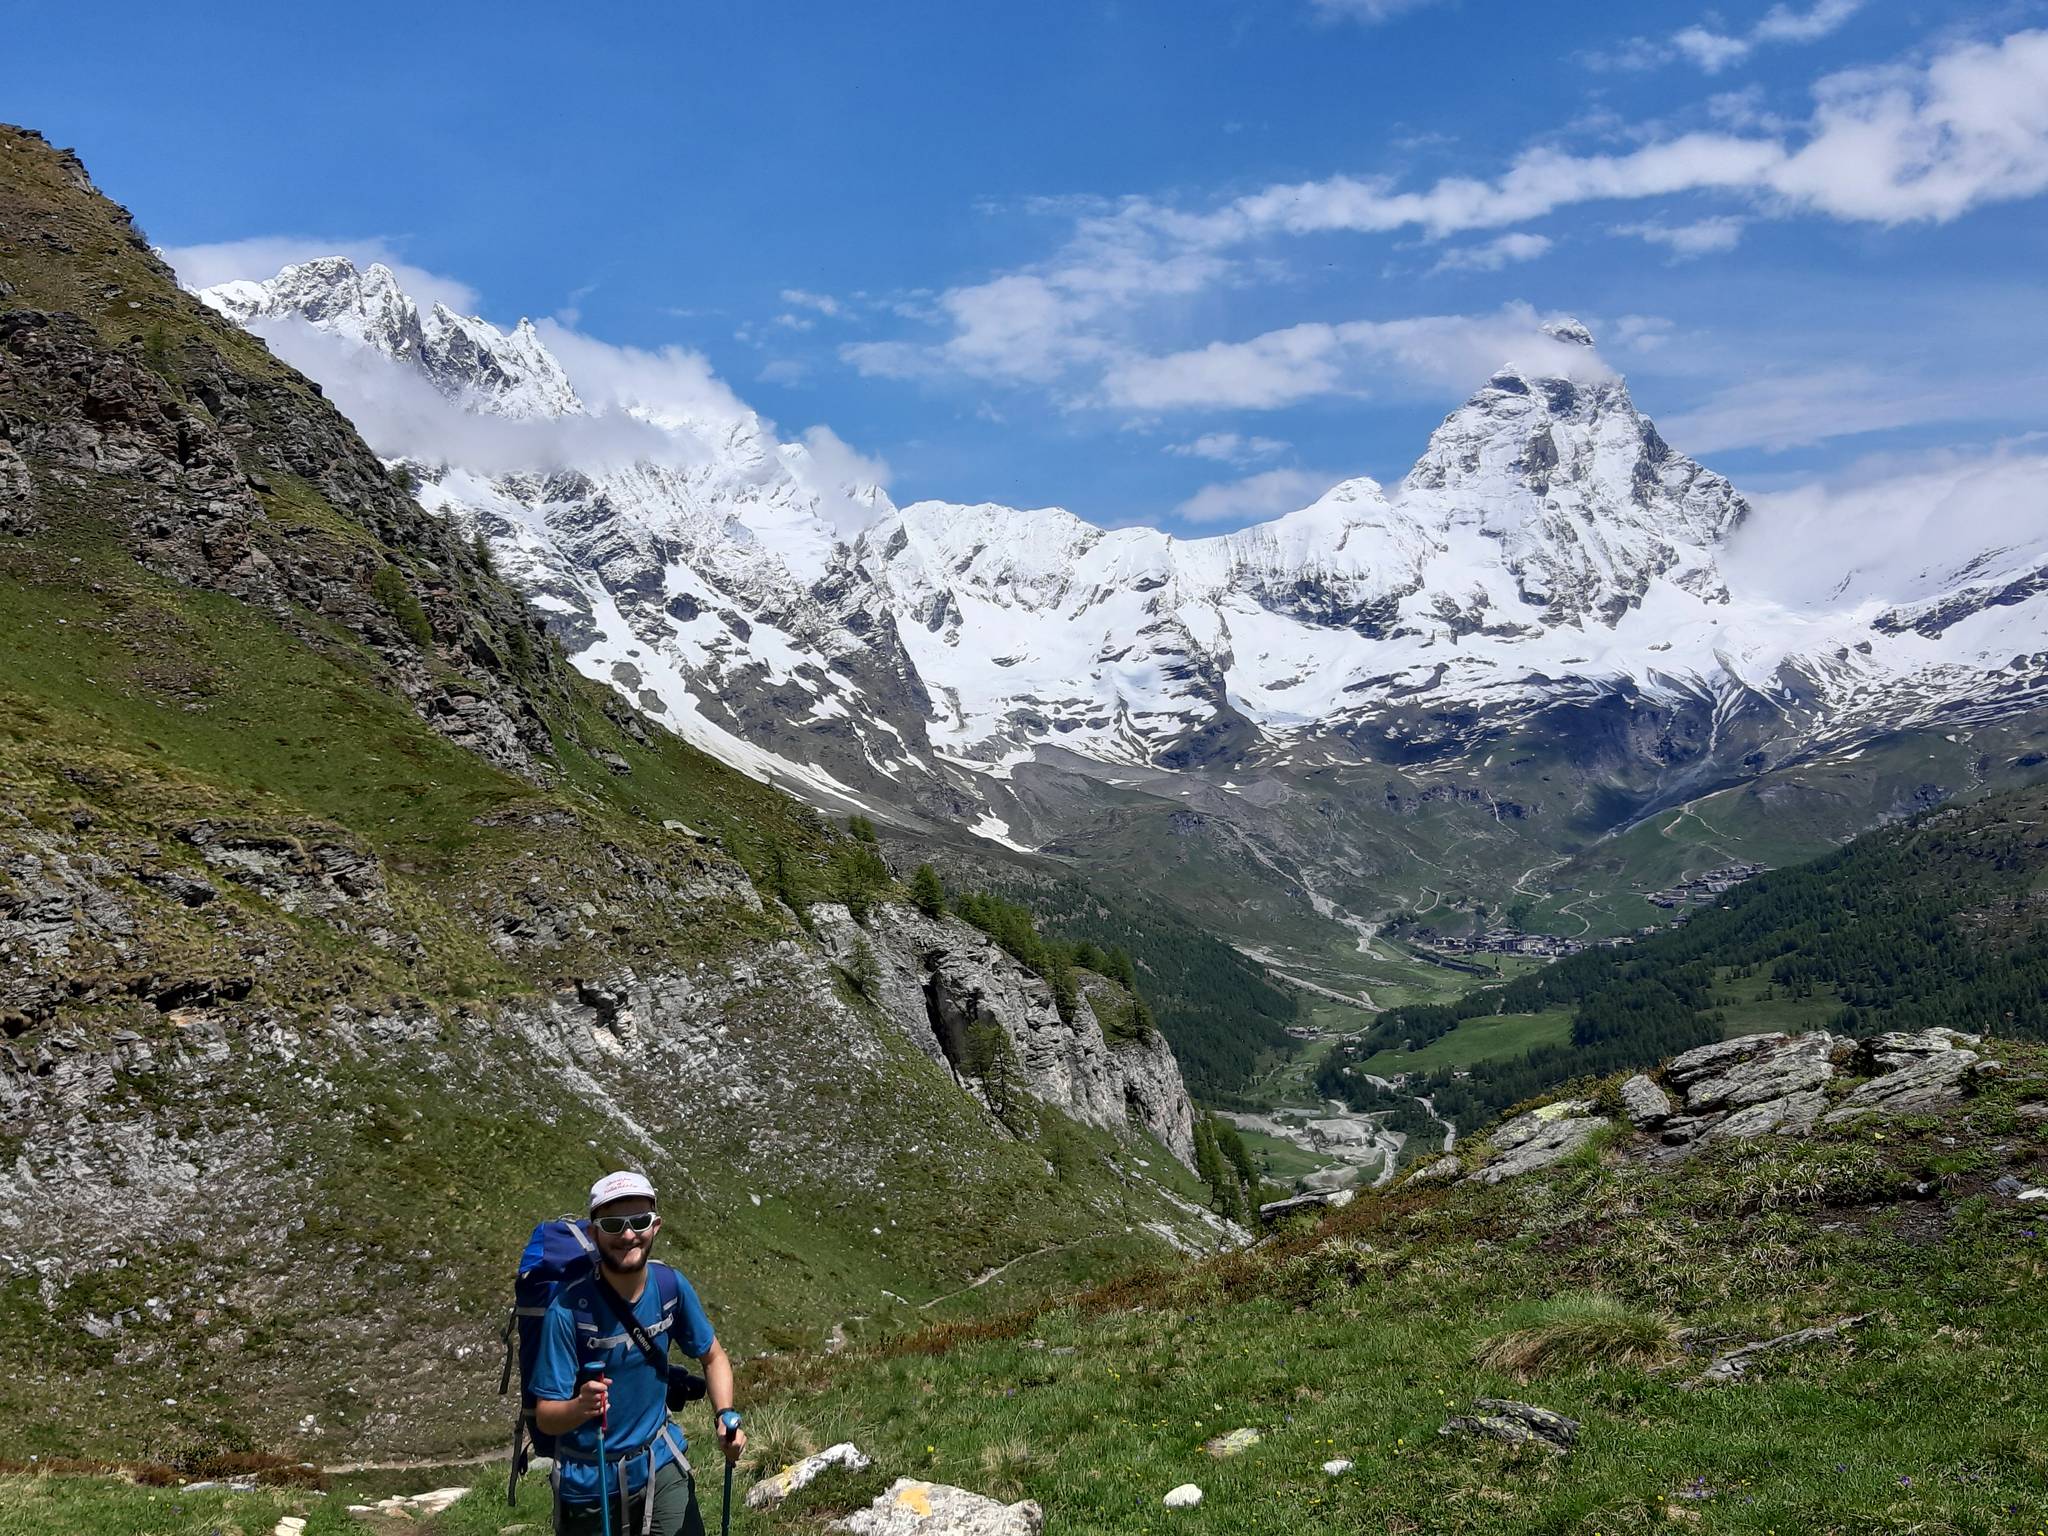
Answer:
[{"left": 910, "top": 862, "right": 946, "bottom": 918}]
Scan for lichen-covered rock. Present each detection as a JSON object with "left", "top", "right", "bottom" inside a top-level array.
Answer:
[
  {"left": 1863, "top": 1028, "right": 1981, "bottom": 1067},
  {"left": 1468, "top": 1108, "right": 1607, "bottom": 1184},
  {"left": 1620, "top": 1073, "right": 1674, "bottom": 1128},
  {"left": 1203, "top": 1426, "right": 1262, "bottom": 1457},
  {"left": 832, "top": 1479, "right": 1043, "bottom": 1536},
  {"left": 1672, "top": 1031, "right": 1838, "bottom": 1112},
  {"left": 1440, "top": 1399, "right": 1580, "bottom": 1454},
  {"left": 1823, "top": 1033, "right": 1995, "bottom": 1123},
  {"left": 1703, "top": 1088, "right": 1829, "bottom": 1142}
]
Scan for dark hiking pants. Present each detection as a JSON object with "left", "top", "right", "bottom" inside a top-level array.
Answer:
[{"left": 554, "top": 1459, "right": 704, "bottom": 1536}]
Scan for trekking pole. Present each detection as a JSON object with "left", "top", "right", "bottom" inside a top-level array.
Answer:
[
  {"left": 583, "top": 1361, "right": 611, "bottom": 1536},
  {"left": 717, "top": 1410, "right": 743, "bottom": 1536}
]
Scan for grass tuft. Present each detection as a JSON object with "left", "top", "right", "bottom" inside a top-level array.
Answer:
[
  {"left": 738, "top": 1403, "right": 820, "bottom": 1483},
  {"left": 1472, "top": 1292, "right": 1677, "bottom": 1380},
  {"left": 976, "top": 1437, "right": 1040, "bottom": 1501}
]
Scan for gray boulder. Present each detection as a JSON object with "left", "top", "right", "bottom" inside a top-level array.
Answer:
[
  {"left": 1469, "top": 1108, "right": 1607, "bottom": 1184},
  {"left": 1408, "top": 1155, "right": 1463, "bottom": 1185},
  {"left": 1862, "top": 1028, "right": 1981, "bottom": 1069},
  {"left": 1258, "top": 1191, "right": 1351, "bottom": 1222},
  {"left": 1620, "top": 1074, "right": 1673, "bottom": 1129},
  {"left": 1703, "top": 1088, "right": 1829, "bottom": 1142},
  {"left": 1674, "top": 1032, "right": 1838, "bottom": 1113},
  {"left": 1666, "top": 1034, "right": 1790, "bottom": 1086},
  {"left": 1824, "top": 1040, "right": 1992, "bottom": 1123},
  {"left": 747, "top": 1443, "right": 873, "bottom": 1509},
  {"left": 832, "top": 1479, "right": 1044, "bottom": 1536},
  {"left": 1440, "top": 1399, "right": 1579, "bottom": 1454}
]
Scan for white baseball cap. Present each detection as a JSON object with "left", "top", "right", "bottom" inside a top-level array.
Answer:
[{"left": 588, "top": 1169, "right": 657, "bottom": 1212}]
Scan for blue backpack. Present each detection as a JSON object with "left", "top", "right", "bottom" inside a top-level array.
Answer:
[{"left": 499, "top": 1216, "right": 686, "bottom": 1504}]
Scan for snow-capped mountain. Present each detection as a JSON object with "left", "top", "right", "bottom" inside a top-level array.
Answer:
[{"left": 196, "top": 259, "right": 2048, "bottom": 861}]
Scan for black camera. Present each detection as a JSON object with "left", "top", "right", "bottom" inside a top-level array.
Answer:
[{"left": 667, "top": 1369, "right": 707, "bottom": 1409}]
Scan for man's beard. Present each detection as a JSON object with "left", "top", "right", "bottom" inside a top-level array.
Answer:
[{"left": 600, "top": 1246, "right": 650, "bottom": 1274}]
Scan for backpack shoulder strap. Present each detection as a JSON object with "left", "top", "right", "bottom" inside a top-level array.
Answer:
[
  {"left": 590, "top": 1271, "right": 671, "bottom": 1379},
  {"left": 652, "top": 1262, "right": 681, "bottom": 1314}
]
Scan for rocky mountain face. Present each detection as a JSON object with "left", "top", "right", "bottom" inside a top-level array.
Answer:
[
  {"left": 813, "top": 901, "right": 1197, "bottom": 1166},
  {"left": 0, "top": 127, "right": 1224, "bottom": 1462},
  {"left": 195, "top": 233, "right": 2048, "bottom": 982}
]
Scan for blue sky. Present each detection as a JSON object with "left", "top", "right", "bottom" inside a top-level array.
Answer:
[{"left": 11, "top": 1, "right": 2048, "bottom": 535}]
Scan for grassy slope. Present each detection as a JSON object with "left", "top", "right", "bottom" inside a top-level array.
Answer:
[
  {"left": 0, "top": 130, "right": 1226, "bottom": 1466},
  {"left": 716, "top": 1044, "right": 2048, "bottom": 1536},
  {"left": 21, "top": 1046, "right": 2048, "bottom": 1532},
  {"left": 1360, "top": 1007, "right": 1574, "bottom": 1076}
]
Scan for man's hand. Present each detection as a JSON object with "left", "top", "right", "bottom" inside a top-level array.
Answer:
[
  {"left": 717, "top": 1411, "right": 746, "bottom": 1465},
  {"left": 576, "top": 1375, "right": 610, "bottom": 1426}
]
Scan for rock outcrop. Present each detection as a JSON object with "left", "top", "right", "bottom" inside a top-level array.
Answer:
[
  {"left": 1682, "top": 1315, "right": 1868, "bottom": 1388},
  {"left": 1823, "top": 1030, "right": 1996, "bottom": 1122},
  {"left": 811, "top": 902, "right": 1200, "bottom": 1169},
  {"left": 832, "top": 1479, "right": 1044, "bottom": 1536},
  {"left": 1468, "top": 1101, "right": 1608, "bottom": 1183},
  {"left": 1460, "top": 1029, "right": 2005, "bottom": 1186},
  {"left": 1439, "top": 1399, "right": 1580, "bottom": 1454},
  {"left": 1620, "top": 1073, "right": 1674, "bottom": 1129},
  {"left": 747, "top": 1443, "right": 873, "bottom": 1509},
  {"left": 1656, "top": 1029, "right": 1997, "bottom": 1147}
]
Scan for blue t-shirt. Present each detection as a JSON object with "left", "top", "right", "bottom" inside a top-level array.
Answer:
[{"left": 530, "top": 1264, "right": 716, "bottom": 1504}]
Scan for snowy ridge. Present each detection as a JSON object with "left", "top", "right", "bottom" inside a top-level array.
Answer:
[{"left": 196, "top": 258, "right": 2048, "bottom": 844}]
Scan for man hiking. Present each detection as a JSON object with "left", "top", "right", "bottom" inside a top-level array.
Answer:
[{"left": 531, "top": 1171, "right": 745, "bottom": 1536}]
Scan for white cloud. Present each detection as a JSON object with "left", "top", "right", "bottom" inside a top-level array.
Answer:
[
  {"left": 241, "top": 316, "right": 708, "bottom": 475},
  {"left": 1755, "top": 0, "right": 1865, "bottom": 46},
  {"left": 845, "top": 271, "right": 1122, "bottom": 387},
  {"left": 1770, "top": 32, "right": 2048, "bottom": 222},
  {"left": 1171, "top": 467, "right": 1338, "bottom": 525},
  {"left": 847, "top": 30, "right": 2048, "bottom": 423},
  {"left": 1658, "top": 364, "right": 1994, "bottom": 454},
  {"left": 1726, "top": 438, "right": 2048, "bottom": 606},
  {"left": 1604, "top": 0, "right": 1865, "bottom": 75},
  {"left": 530, "top": 320, "right": 754, "bottom": 428},
  {"left": 773, "top": 312, "right": 815, "bottom": 332},
  {"left": 780, "top": 287, "right": 843, "bottom": 317},
  {"left": 1212, "top": 30, "right": 2048, "bottom": 236},
  {"left": 164, "top": 236, "right": 480, "bottom": 314},
  {"left": 842, "top": 237, "right": 1225, "bottom": 390},
  {"left": 1308, "top": 0, "right": 1447, "bottom": 22},
  {"left": 1613, "top": 215, "right": 1748, "bottom": 255},
  {"left": 1672, "top": 27, "right": 1755, "bottom": 74},
  {"left": 1428, "top": 231, "right": 1554, "bottom": 274},
  {"left": 796, "top": 423, "right": 889, "bottom": 488},
  {"left": 785, "top": 424, "right": 892, "bottom": 537},
  {"left": 1103, "top": 306, "right": 1614, "bottom": 412},
  {"left": 1611, "top": 314, "right": 1678, "bottom": 352},
  {"left": 1165, "top": 433, "right": 1290, "bottom": 463}
]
